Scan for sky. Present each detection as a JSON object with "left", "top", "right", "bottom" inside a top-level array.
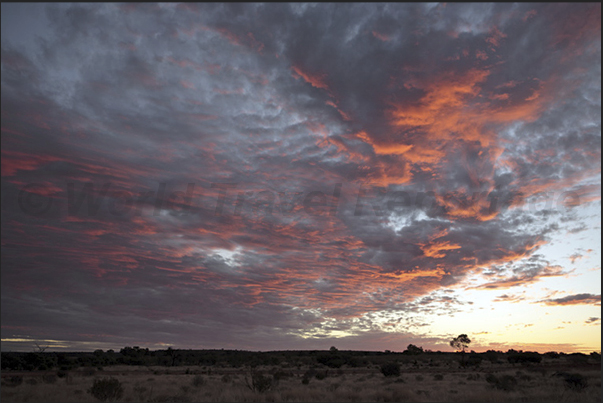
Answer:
[{"left": 1, "top": 3, "right": 601, "bottom": 353}]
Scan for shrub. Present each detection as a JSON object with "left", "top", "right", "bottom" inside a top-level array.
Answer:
[
  {"left": 485, "top": 350, "right": 501, "bottom": 364},
  {"left": 563, "top": 373, "right": 588, "bottom": 391},
  {"left": 3, "top": 375, "right": 23, "bottom": 387},
  {"left": 57, "top": 370, "right": 69, "bottom": 378},
  {"left": 544, "top": 351, "right": 560, "bottom": 359},
  {"left": 416, "top": 389, "right": 430, "bottom": 397},
  {"left": 380, "top": 362, "right": 401, "bottom": 377},
  {"left": 316, "top": 353, "right": 345, "bottom": 368},
  {"left": 88, "top": 377, "right": 124, "bottom": 402},
  {"left": 464, "top": 354, "right": 482, "bottom": 367},
  {"left": 415, "top": 375, "right": 424, "bottom": 381},
  {"left": 434, "top": 374, "right": 444, "bottom": 381},
  {"left": 516, "top": 371, "right": 532, "bottom": 382},
  {"left": 42, "top": 374, "right": 58, "bottom": 384},
  {"left": 273, "top": 370, "right": 293, "bottom": 382},
  {"left": 302, "top": 375, "right": 310, "bottom": 385},
  {"left": 404, "top": 344, "right": 424, "bottom": 355},
  {"left": 245, "top": 370, "right": 272, "bottom": 393},
  {"left": 303, "top": 368, "right": 317, "bottom": 379},
  {"left": 508, "top": 351, "right": 542, "bottom": 365},
  {"left": 485, "top": 373, "right": 517, "bottom": 391},
  {"left": 315, "top": 370, "right": 328, "bottom": 380},
  {"left": 568, "top": 353, "right": 589, "bottom": 364},
  {"left": 191, "top": 375, "right": 205, "bottom": 387},
  {"left": 133, "top": 385, "right": 149, "bottom": 401}
]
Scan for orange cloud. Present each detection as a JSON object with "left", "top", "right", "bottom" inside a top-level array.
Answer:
[
  {"left": 387, "top": 69, "right": 495, "bottom": 175},
  {"left": 326, "top": 100, "right": 352, "bottom": 121},
  {"left": 354, "top": 131, "right": 414, "bottom": 156},
  {"left": 486, "top": 26, "right": 507, "bottom": 48},
  {"left": 292, "top": 65, "right": 330, "bottom": 92},
  {"left": 421, "top": 241, "right": 462, "bottom": 258}
]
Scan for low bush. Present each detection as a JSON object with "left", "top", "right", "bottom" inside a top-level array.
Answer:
[
  {"left": 245, "top": 370, "right": 272, "bottom": 393},
  {"left": 273, "top": 370, "right": 293, "bottom": 381},
  {"left": 380, "top": 362, "right": 400, "bottom": 377},
  {"left": 88, "top": 377, "right": 124, "bottom": 402},
  {"left": 2, "top": 375, "right": 23, "bottom": 387},
  {"left": 191, "top": 375, "right": 205, "bottom": 387},
  {"left": 315, "top": 370, "right": 328, "bottom": 380},
  {"left": 485, "top": 373, "right": 517, "bottom": 391},
  {"left": 133, "top": 385, "right": 149, "bottom": 401},
  {"left": 464, "top": 354, "right": 482, "bottom": 367},
  {"left": 562, "top": 373, "right": 588, "bottom": 391},
  {"left": 42, "top": 374, "right": 58, "bottom": 384},
  {"left": 508, "top": 351, "right": 542, "bottom": 365},
  {"left": 544, "top": 351, "right": 560, "bottom": 359}
]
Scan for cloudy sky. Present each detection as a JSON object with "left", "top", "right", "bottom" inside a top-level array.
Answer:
[{"left": 1, "top": 3, "right": 600, "bottom": 353}]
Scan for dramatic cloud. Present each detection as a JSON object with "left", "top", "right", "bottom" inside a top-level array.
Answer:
[{"left": 1, "top": 3, "right": 601, "bottom": 352}]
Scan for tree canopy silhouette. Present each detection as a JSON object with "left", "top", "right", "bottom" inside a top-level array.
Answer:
[{"left": 450, "top": 334, "right": 471, "bottom": 353}]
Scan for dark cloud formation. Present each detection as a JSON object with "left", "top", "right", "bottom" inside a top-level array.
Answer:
[
  {"left": 538, "top": 294, "right": 601, "bottom": 306},
  {"left": 1, "top": 3, "right": 600, "bottom": 351}
]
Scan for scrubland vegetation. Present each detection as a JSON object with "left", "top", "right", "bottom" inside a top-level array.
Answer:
[{"left": 1, "top": 347, "right": 600, "bottom": 402}]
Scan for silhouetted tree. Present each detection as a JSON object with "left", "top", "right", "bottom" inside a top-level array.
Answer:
[
  {"left": 450, "top": 334, "right": 471, "bottom": 353},
  {"left": 166, "top": 347, "right": 177, "bottom": 366},
  {"left": 450, "top": 334, "right": 471, "bottom": 366},
  {"left": 33, "top": 342, "right": 48, "bottom": 353},
  {"left": 404, "top": 344, "right": 424, "bottom": 355}
]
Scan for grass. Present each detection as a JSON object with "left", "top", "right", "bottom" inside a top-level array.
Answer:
[{"left": 1, "top": 365, "right": 600, "bottom": 402}]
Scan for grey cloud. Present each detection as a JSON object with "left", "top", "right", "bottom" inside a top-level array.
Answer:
[{"left": 1, "top": 3, "right": 600, "bottom": 351}]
